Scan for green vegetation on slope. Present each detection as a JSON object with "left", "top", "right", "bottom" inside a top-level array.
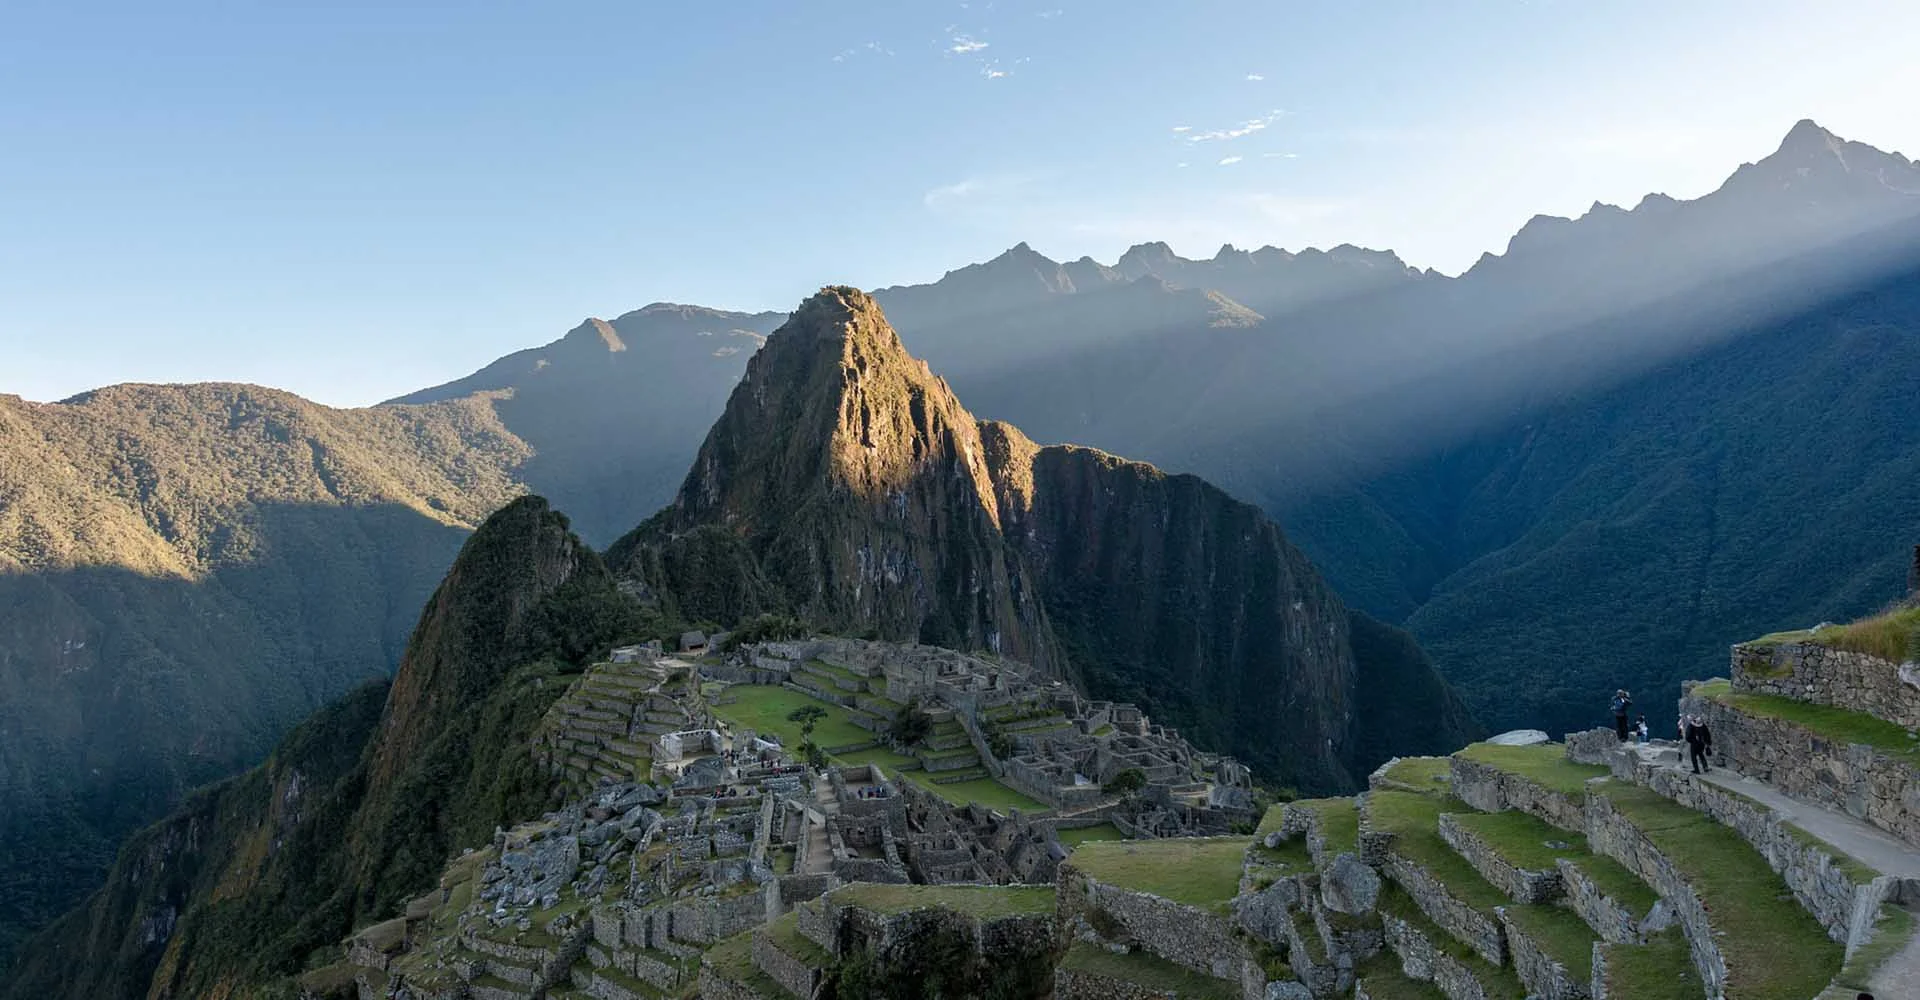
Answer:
[
  {"left": 4, "top": 497, "right": 658, "bottom": 1000},
  {"left": 1057, "top": 941, "right": 1239, "bottom": 1000}
]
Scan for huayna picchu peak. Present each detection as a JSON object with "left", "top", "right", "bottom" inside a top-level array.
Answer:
[{"left": 614, "top": 286, "right": 1477, "bottom": 790}]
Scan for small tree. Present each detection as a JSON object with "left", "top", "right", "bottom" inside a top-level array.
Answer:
[
  {"left": 1102, "top": 767, "right": 1147, "bottom": 796},
  {"left": 890, "top": 699, "right": 933, "bottom": 746}
]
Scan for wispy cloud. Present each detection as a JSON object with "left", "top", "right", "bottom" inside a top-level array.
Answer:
[
  {"left": 831, "top": 40, "right": 893, "bottom": 63},
  {"left": 1037, "top": 8, "right": 1064, "bottom": 17},
  {"left": 982, "top": 64, "right": 1007, "bottom": 79},
  {"left": 949, "top": 34, "right": 989, "bottom": 54},
  {"left": 1245, "top": 73, "right": 1265, "bottom": 82},
  {"left": 1176, "top": 162, "right": 1189, "bottom": 168},
  {"left": 1185, "top": 110, "right": 1288, "bottom": 143},
  {"left": 1218, "top": 156, "right": 1243, "bottom": 166},
  {"left": 924, "top": 178, "right": 987, "bottom": 209},
  {"left": 1171, "top": 125, "right": 1192, "bottom": 134},
  {"left": 1260, "top": 151, "right": 1299, "bottom": 159}
]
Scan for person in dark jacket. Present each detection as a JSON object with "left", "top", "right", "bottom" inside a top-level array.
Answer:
[
  {"left": 1685, "top": 715, "right": 1714, "bottom": 774},
  {"left": 1611, "top": 690, "right": 1634, "bottom": 741}
]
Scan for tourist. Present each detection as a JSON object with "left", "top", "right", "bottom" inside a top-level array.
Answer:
[
  {"left": 1636, "top": 715, "right": 1650, "bottom": 744},
  {"left": 1610, "top": 689, "right": 1634, "bottom": 742},
  {"left": 1685, "top": 714, "right": 1714, "bottom": 774}
]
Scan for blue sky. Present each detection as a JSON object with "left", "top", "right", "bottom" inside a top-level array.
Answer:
[{"left": 4, "top": 0, "right": 1918, "bottom": 406}]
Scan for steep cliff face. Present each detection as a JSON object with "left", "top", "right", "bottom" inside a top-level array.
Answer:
[
  {"left": 616, "top": 288, "right": 1476, "bottom": 790},
  {"left": 3, "top": 496, "right": 643, "bottom": 1000},
  {"left": 613, "top": 287, "right": 1060, "bottom": 670},
  {"left": 989, "top": 437, "right": 1362, "bottom": 784}
]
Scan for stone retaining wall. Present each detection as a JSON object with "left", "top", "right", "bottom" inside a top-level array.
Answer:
[
  {"left": 1053, "top": 964, "right": 1186, "bottom": 1000},
  {"left": 752, "top": 930, "right": 822, "bottom": 999},
  {"left": 1497, "top": 908, "right": 1589, "bottom": 1000},
  {"left": 1381, "top": 911, "right": 1502, "bottom": 1000},
  {"left": 1732, "top": 641, "right": 1920, "bottom": 729},
  {"left": 1582, "top": 792, "right": 1727, "bottom": 997},
  {"left": 1380, "top": 853, "right": 1505, "bottom": 965},
  {"left": 1682, "top": 685, "right": 1920, "bottom": 848},
  {"left": 1449, "top": 758, "right": 1586, "bottom": 832},
  {"left": 1555, "top": 860, "right": 1643, "bottom": 945},
  {"left": 1625, "top": 752, "right": 1875, "bottom": 943},
  {"left": 1436, "top": 814, "right": 1561, "bottom": 904},
  {"left": 693, "top": 966, "right": 768, "bottom": 1000},
  {"left": 1057, "top": 865, "right": 1264, "bottom": 995}
]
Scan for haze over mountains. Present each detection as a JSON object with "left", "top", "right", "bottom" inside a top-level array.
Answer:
[{"left": 4, "top": 118, "right": 1920, "bottom": 971}]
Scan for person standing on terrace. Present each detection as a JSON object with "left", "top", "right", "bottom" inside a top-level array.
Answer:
[{"left": 1610, "top": 689, "right": 1634, "bottom": 742}]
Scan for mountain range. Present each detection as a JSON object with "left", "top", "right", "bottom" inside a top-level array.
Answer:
[
  {"left": 3, "top": 290, "right": 1472, "bottom": 998},
  {"left": 4, "top": 118, "right": 1920, "bottom": 971}
]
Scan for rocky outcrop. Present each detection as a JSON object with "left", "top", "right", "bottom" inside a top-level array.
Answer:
[{"left": 613, "top": 287, "right": 1476, "bottom": 791}]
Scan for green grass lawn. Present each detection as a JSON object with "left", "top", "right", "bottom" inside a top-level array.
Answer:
[
  {"left": 833, "top": 745, "right": 920, "bottom": 772},
  {"left": 1254, "top": 803, "right": 1289, "bottom": 839},
  {"left": 1364, "top": 790, "right": 1508, "bottom": 910},
  {"left": 1379, "top": 756, "right": 1453, "bottom": 791},
  {"left": 1837, "top": 904, "right": 1916, "bottom": 991},
  {"left": 1502, "top": 902, "right": 1597, "bottom": 984},
  {"left": 1355, "top": 954, "right": 1449, "bottom": 1000},
  {"left": 830, "top": 882, "right": 1054, "bottom": 918},
  {"left": 1692, "top": 678, "right": 1920, "bottom": 765},
  {"left": 1598, "top": 929, "right": 1703, "bottom": 1000},
  {"left": 1454, "top": 742, "right": 1609, "bottom": 795},
  {"left": 1448, "top": 809, "right": 1590, "bottom": 872},
  {"left": 1058, "top": 941, "right": 1241, "bottom": 999},
  {"left": 1069, "top": 837, "right": 1250, "bottom": 911},
  {"left": 899, "top": 770, "right": 1046, "bottom": 813},
  {"left": 1597, "top": 781, "right": 1842, "bottom": 999},
  {"left": 1299, "top": 797, "right": 1361, "bottom": 855},
  {"left": 1056, "top": 822, "right": 1122, "bottom": 848},
  {"left": 709, "top": 684, "right": 872, "bottom": 750}
]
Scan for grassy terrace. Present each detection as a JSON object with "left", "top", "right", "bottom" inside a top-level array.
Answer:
[
  {"left": 1453, "top": 742, "right": 1609, "bottom": 795},
  {"left": 711, "top": 683, "right": 1045, "bottom": 812},
  {"left": 1378, "top": 756, "right": 1453, "bottom": 792},
  {"left": 1377, "top": 884, "right": 1528, "bottom": 1000},
  {"left": 1366, "top": 790, "right": 1507, "bottom": 911},
  {"left": 1058, "top": 941, "right": 1239, "bottom": 1000},
  {"left": 829, "top": 882, "right": 1054, "bottom": 918},
  {"left": 1838, "top": 904, "right": 1917, "bottom": 992},
  {"left": 1068, "top": 837, "right": 1250, "bottom": 912},
  {"left": 1599, "top": 928, "right": 1703, "bottom": 1000},
  {"left": 1750, "top": 606, "right": 1920, "bottom": 662},
  {"left": 1298, "top": 797, "right": 1361, "bottom": 855},
  {"left": 901, "top": 771, "right": 1046, "bottom": 813},
  {"left": 1368, "top": 789, "right": 1600, "bottom": 982},
  {"left": 1693, "top": 678, "right": 1920, "bottom": 765},
  {"left": 1355, "top": 955, "right": 1449, "bottom": 1000},
  {"left": 1447, "top": 808, "right": 1658, "bottom": 913},
  {"left": 1056, "top": 822, "right": 1122, "bottom": 848},
  {"left": 1597, "top": 781, "right": 1842, "bottom": 999},
  {"left": 703, "top": 929, "right": 790, "bottom": 996}
]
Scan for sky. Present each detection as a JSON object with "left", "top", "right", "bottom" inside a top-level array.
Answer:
[{"left": 4, "top": 1, "right": 1920, "bottom": 407}]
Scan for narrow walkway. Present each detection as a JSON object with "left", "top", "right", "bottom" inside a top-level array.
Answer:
[{"left": 1628, "top": 745, "right": 1920, "bottom": 996}]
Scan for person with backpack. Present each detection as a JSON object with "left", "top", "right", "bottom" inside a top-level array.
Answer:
[
  {"left": 1610, "top": 690, "right": 1634, "bottom": 742},
  {"left": 1685, "top": 714, "right": 1714, "bottom": 774}
]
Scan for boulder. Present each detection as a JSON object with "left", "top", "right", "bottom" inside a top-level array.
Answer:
[
  {"left": 1266, "top": 981, "right": 1314, "bottom": 1000},
  {"left": 1231, "top": 876, "right": 1301, "bottom": 944},
  {"left": 1320, "top": 853, "right": 1381, "bottom": 915},
  {"left": 1486, "top": 729, "right": 1551, "bottom": 746}
]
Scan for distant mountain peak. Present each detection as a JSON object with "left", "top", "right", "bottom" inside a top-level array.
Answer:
[{"left": 1779, "top": 117, "right": 1839, "bottom": 154}]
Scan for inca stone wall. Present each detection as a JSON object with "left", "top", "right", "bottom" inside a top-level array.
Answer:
[
  {"left": 1449, "top": 757, "right": 1587, "bottom": 832},
  {"left": 1582, "top": 792, "right": 1727, "bottom": 997},
  {"left": 1056, "top": 866, "right": 1264, "bottom": 995},
  {"left": 1555, "top": 859, "right": 1644, "bottom": 945},
  {"left": 1497, "top": 908, "right": 1589, "bottom": 1000},
  {"left": 1380, "top": 911, "right": 1501, "bottom": 1000},
  {"left": 1621, "top": 748, "right": 1878, "bottom": 943},
  {"left": 1379, "top": 853, "right": 1505, "bottom": 965},
  {"left": 1682, "top": 684, "right": 1920, "bottom": 847},
  {"left": 1732, "top": 641, "right": 1920, "bottom": 729},
  {"left": 1437, "top": 814, "right": 1561, "bottom": 904}
]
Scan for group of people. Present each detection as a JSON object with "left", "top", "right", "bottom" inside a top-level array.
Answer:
[{"left": 1610, "top": 689, "right": 1716, "bottom": 775}]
